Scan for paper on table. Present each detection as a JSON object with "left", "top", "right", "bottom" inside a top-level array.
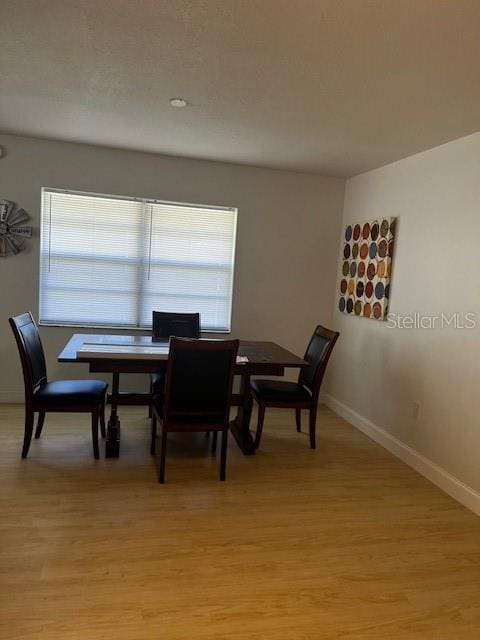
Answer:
[{"left": 236, "top": 356, "right": 248, "bottom": 364}]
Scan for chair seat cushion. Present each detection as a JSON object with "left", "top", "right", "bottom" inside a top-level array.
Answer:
[
  {"left": 34, "top": 380, "right": 108, "bottom": 407},
  {"left": 150, "top": 372, "right": 165, "bottom": 394},
  {"left": 250, "top": 379, "right": 311, "bottom": 403}
]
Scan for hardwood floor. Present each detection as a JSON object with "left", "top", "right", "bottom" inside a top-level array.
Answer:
[{"left": 1, "top": 403, "right": 479, "bottom": 639}]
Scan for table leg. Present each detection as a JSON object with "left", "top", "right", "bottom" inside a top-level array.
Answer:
[
  {"left": 229, "top": 373, "right": 256, "bottom": 455},
  {"left": 105, "top": 372, "right": 121, "bottom": 458}
]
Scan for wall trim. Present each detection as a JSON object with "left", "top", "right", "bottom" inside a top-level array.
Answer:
[
  {"left": 322, "top": 394, "right": 480, "bottom": 517},
  {"left": 0, "top": 392, "right": 24, "bottom": 404}
]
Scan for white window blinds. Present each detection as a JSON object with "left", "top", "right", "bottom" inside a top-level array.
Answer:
[{"left": 39, "top": 189, "right": 237, "bottom": 332}]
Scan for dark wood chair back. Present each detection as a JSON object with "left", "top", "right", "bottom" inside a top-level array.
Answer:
[
  {"left": 9, "top": 312, "right": 47, "bottom": 400},
  {"left": 298, "top": 325, "right": 339, "bottom": 399},
  {"left": 163, "top": 337, "right": 239, "bottom": 427},
  {"left": 152, "top": 311, "right": 200, "bottom": 341},
  {"left": 9, "top": 311, "right": 108, "bottom": 460}
]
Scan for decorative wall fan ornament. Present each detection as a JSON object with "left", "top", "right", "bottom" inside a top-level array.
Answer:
[{"left": 0, "top": 200, "right": 32, "bottom": 257}]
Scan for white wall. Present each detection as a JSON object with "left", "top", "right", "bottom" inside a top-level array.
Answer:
[
  {"left": 326, "top": 132, "right": 480, "bottom": 511},
  {"left": 0, "top": 133, "right": 345, "bottom": 400}
]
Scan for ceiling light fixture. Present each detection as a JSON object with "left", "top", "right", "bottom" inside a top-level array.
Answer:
[{"left": 169, "top": 98, "right": 187, "bottom": 108}]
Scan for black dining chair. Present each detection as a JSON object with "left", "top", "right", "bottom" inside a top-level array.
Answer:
[
  {"left": 9, "top": 312, "right": 108, "bottom": 459},
  {"left": 151, "top": 337, "right": 239, "bottom": 483},
  {"left": 152, "top": 311, "right": 201, "bottom": 342},
  {"left": 250, "top": 325, "right": 339, "bottom": 450},
  {"left": 149, "top": 311, "right": 201, "bottom": 415}
]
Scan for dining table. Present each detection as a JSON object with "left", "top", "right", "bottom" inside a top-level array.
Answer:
[{"left": 58, "top": 334, "right": 308, "bottom": 457}]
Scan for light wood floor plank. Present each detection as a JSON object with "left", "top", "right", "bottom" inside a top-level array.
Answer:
[{"left": 0, "top": 404, "right": 479, "bottom": 639}]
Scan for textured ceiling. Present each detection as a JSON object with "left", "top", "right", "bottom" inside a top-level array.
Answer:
[{"left": 1, "top": 0, "right": 479, "bottom": 177}]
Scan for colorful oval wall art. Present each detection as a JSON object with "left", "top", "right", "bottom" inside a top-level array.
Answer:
[{"left": 338, "top": 217, "right": 395, "bottom": 320}]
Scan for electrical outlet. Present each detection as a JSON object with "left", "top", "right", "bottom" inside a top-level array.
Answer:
[{"left": 412, "top": 401, "right": 420, "bottom": 421}]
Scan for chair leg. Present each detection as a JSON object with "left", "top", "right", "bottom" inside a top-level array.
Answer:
[
  {"left": 254, "top": 403, "right": 266, "bottom": 449},
  {"left": 159, "top": 430, "right": 167, "bottom": 484},
  {"left": 220, "top": 428, "right": 228, "bottom": 481},
  {"left": 211, "top": 431, "right": 218, "bottom": 454},
  {"left": 295, "top": 408, "right": 301, "bottom": 432},
  {"left": 22, "top": 409, "right": 35, "bottom": 458},
  {"left": 91, "top": 409, "right": 100, "bottom": 460},
  {"left": 309, "top": 405, "right": 317, "bottom": 450},
  {"left": 34, "top": 411, "right": 46, "bottom": 439},
  {"left": 150, "top": 413, "right": 157, "bottom": 456},
  {"left": 99, "top": 400, "right": 106, "bottom": 438},
  {"left": 148, "top": 379, "right": 153, "bottom": 418}
]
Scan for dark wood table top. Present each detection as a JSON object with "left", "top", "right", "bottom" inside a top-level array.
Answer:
[{"left": 58, "top": 334, "right": 308, "bottom": 374}]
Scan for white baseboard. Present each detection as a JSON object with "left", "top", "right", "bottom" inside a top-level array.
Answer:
[
  {"left": 322, "top": 394, "right": 480, "bottom": 517},
  {"left": 0, "top": 391, "right": 24, "bottom": 403}
]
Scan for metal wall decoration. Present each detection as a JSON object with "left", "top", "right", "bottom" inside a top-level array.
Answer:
[{"left": 0, "top": 200, "right": 32, "bottom": 257}]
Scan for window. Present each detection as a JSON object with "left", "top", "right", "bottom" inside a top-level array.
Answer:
[{"left": 39, "top": 189, "right": 237, "bottom": 332}]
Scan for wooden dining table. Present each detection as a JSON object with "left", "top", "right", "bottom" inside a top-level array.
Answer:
[{"left": 58, "top": 334, "right": 308, "bottom": 458}]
